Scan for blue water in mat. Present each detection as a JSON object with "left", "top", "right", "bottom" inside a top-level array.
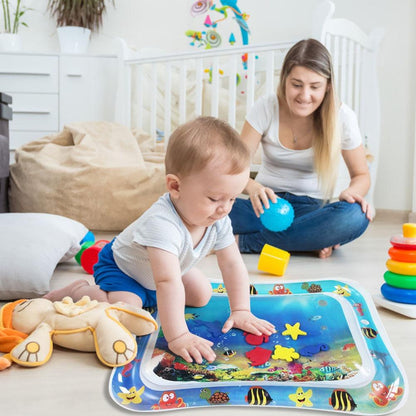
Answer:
[{"left": 143, "top": 292, "right": 372, "bottom": 388}]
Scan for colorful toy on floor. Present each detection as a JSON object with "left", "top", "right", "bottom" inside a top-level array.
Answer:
[
  {"left": 374, "top": 223, "right": 416, "bottom": 318},
  {"left": 258, "top": 243, "right": 290, "bottom": 276},
  {"left": 0, "top": 296, "right": 157, "bottom": 369},
  {"left": 80, "top": 230, "right": 95, "bottom": 245},
  {"left": 109, "top": 279, "right": 407, "bottom": 414},
  {"left": 75, "top": 231, "right": 96, "bottom": 264},
  {"left": 76, "top": 239, "right": 109, "bottom": 274},
  {"left": 260, "top": 198, "right": 294, "bottom": 232}
]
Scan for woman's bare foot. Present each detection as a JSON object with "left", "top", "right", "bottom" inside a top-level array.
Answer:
[
  {"left": 43, "top": 279, "right": 90, "bottom": 302},
  {"left": 318, "top": 244, "right": 341, "bottom": 259}
]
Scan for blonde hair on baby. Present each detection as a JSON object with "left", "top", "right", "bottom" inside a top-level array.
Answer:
[{"left": 165, "top": 116, "right": 250, "bottom": 177}]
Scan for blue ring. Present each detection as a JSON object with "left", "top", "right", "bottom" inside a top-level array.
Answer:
[{"left": 381, "top": 283, "right": 416, "bottom": 304}]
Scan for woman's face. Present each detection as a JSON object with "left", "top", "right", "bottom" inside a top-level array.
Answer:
[{"left": 284, "top": 65, "right": 329, "bottom": 117}]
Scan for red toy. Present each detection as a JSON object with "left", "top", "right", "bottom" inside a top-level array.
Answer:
[
  {"left": 243, "top": 332, "right": 270, "bottom": 346},
  {"left": 245, "top": 346, "right": 272, "bottom": 367},
  {"left": 76, "top": 240, "right": 109, "bottom": 274}
]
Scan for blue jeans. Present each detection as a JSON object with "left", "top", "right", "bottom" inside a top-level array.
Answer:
[{"left": 229, "top": 192, "right": 370, "bottom": 253}]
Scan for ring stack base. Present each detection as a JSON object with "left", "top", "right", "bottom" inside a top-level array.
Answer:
[{"left": 373, "top": 293, "right": 416, "bottom": 318}]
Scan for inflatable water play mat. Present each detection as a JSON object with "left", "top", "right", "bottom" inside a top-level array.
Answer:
[{"left": 109, "top": 279, "right": 407, "bottom": 414}]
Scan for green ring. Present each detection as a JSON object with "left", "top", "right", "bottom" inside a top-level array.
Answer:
[
  {"left": 75, "top": 240, "right": 95, "bottom": 265},
  {"left": 384, "top": 270, "right": 416, "bottom": 290}
]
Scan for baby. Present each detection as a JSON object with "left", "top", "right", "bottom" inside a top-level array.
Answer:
[{"left": 45, "top": 116, "right": 275, "bottom": 363}]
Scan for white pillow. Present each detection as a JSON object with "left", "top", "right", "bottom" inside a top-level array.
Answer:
[{"left": 0, "top": 213, "right": 88, "bottom": 300}]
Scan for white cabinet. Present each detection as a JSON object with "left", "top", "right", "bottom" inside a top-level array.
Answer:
[
  {"left": 0, "top": 52, "right": 118, "bottom": 149},
  {"left": 59, "top": 55, "right": 117, "bottom": 127}
]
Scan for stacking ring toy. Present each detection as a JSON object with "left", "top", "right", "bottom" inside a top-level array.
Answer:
[
  {"left": 381, "top": 283, "right": 416, "bottom": 304},
  {"left": 388, "top": 246, "right": 416, "bottom": 263},
  {"left": 384, "top": 271, "right": 416, "bottom": 290},
  {"left": 386, "top": 259, "right": 416, "bottom": 276}
]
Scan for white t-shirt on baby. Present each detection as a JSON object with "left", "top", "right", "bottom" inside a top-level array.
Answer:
[{"left": 111, "top": 193, "right": 235, "bottom": 290}]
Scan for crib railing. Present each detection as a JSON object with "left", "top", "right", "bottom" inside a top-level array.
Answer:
[
  {"left": 319, "top": 17, "right": 383, "bottom": 205},
  {"left": 115, "top": 41, "right": 294, "bottom": 145},
  {"left": 322, "top": 19, "right": 384, "bottom": 145},
  {"left": 116, "top": 30, "right": 381, "bottom": 148}
]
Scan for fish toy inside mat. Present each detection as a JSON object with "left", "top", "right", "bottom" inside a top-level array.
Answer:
[{"left": 109, "top": 279, "right": 408, "bottom": 414}]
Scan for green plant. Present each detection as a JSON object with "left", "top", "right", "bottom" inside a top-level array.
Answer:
[
  {"left": 1, "top": 0, "right": 29, "bottom": 33},
  {"left": 47, "top": 0, "right": 115, "bottom": 32}
]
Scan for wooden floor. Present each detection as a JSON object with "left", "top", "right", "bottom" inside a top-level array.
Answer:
[{"left": 1, "top": 211, "right": 414, "bottom": 415}]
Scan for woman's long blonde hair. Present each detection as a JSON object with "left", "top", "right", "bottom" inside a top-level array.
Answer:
[{"left": 277, "top": 38, "right": 340, "bottom": 200}]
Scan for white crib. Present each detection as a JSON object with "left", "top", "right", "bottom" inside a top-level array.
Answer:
[{"left": 115, "top": 0, "right": 383, "bottom": 207}]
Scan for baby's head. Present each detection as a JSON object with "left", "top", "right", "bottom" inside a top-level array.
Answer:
[
  {"left": 165, "top": 116, "right": 250, "bottom": 178},
  {"left": 165, "top": 117, "right": 250, "bottom": 227}
]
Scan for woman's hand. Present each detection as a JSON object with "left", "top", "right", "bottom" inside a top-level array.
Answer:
[
  {"left": 246, "top": 180, "right": 277, "bottom": 217},
  {"left": 339, "top": 189, "right": 373, "bottom": 221}
]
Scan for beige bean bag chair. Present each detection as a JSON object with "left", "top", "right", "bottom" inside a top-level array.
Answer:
[{"left": 9, "top": 122, "right": 166, "bottom": 231}]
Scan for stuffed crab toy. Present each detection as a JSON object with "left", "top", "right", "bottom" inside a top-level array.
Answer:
[{"left": 0, "top": 296, "right": 157, "bottom": 369}]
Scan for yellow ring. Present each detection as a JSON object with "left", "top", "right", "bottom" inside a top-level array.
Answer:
[{"left": 386, "top": 259, "right": 416, "bottom": 276}]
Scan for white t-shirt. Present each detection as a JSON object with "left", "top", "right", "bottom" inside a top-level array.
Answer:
[
  {"left": 247, "top": 94, "right": 363, "bottom": 199},
  {"left": 111, "top": 193, "right": 235, "bottom": 290}
]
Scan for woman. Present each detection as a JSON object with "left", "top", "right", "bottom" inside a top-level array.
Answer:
[{"left": 229, "top": 39, "right": 372, "bottom": 258}]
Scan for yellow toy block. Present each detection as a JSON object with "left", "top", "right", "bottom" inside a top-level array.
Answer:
[{"left": 258, "top": 244, "right": 290, "bottom": 276}]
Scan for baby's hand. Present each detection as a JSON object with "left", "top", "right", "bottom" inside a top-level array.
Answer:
[
  {"left": 167, "top": 332, "right": 216, "bottom": 364},
  {"left": 222, "top": 310, "right": 276, "bottom": 336}
]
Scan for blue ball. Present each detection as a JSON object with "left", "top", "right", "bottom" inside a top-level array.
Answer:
[{"left": 260, "top": 198, "right": 294, "bottom": 232}]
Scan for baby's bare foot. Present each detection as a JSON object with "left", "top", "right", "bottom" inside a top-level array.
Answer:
[{"left": 43, "top": 279, "right": 90, "bottom": 302}]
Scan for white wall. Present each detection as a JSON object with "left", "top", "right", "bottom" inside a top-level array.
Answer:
[
  {"left": 330, "top": 0, "right": 416, "bottom": 213},
  {"left": 9, "top": 0, "right": 416, "bottom": 211}
]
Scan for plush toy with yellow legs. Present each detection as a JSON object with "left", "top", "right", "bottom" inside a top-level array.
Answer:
[{"left": 0, "top": 296, "right": 157, "bottom": 369}]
